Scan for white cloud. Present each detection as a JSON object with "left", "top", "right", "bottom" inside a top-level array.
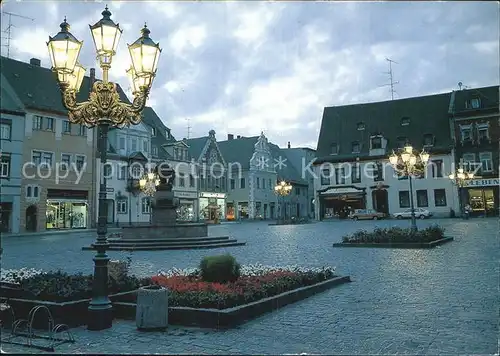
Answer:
[
  {"left": 232, "top": 4, "right": 282, "bottom": 43},
  {"left": 12, "top": 27, "right": 51, "bottom": 61},
  {"left": 147, "top": 2, "right": 181, "bottom": 19},
  {"left": 163, "top": 80, "right": 182, "bottom": 93},
  {"left": 169, "top": 25, "right": 207, "bottom": 56},
  {"left": 473, "top": 41, "right": 498, "bottom": 54}
]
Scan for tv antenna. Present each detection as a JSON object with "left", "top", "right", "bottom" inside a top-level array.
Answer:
[
  {"left": 378, "top": 58, "right": 399, "bottom": 100},
  {"left": 186, "top": 117, "right": 192, "bottom": 139},
  {"left": 457, "top": 82, "right": 470, "bottom": 90},
  {"left": 1, "top": 11, "right": 35, "bottom": 58}
]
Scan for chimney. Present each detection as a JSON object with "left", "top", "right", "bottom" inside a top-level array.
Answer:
[
  {"left": 237, "top": 135, "right": 241, "bottom": 139},
  {"left": 90, "top": 68, "right": 96, "bottom": 87},
  {"left": 228, "top": 134, "right": 234, "bottom": 140},
  {"left": 29, "top": 58, "right": 41, "bottom": 66},
  {"left": 287, "top": 141, "right": 291, "bottom": 149}
]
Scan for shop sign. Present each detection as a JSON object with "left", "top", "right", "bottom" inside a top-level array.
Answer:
[
  {"left": 174, "top": 191, "right": 198, "bottom": 199},
  {"left": 464, "top": 178, "right": 499, "bottom": 187},
  {"left": 106, "top": 188, "right": 114, "bottom": 192},
  {"left": 200, "top": 192, "right": 226, "bottom": 199}
]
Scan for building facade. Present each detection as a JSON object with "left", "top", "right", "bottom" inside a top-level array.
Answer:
[
  {"left": 0, "top": 72, "right": 25, "bottom": 233},
  {"left": 314, "top": 92, "right": 459, "bottom": 220},
  {"left": 449, "top": 85, "right": 499, "bottom": 217}
]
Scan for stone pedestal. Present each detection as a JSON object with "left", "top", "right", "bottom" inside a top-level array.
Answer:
[{"left": 151, "top": 191, "right": 178, "bottom": 226}]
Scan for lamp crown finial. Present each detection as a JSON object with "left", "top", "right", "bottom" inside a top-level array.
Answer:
[
  {"left": 102, "top": 5, "right": 111, "bottom": 19},
  {"left": 141, "top": 23, "right": 151, "bottom": 37},
  {"left": 60, "top": 17, "right": 70, "bottom": 31}
]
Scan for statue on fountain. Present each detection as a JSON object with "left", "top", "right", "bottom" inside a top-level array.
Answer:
[{"left": 151, "top": 163, "right": 178, "bottom": 224}]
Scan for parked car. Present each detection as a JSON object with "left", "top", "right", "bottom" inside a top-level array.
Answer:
[
  {"left": 393, "top": 208, "right": 433, "bottom": 219},
  {"left": 349, "top": 209, "right": 386, "bottom": 220}
]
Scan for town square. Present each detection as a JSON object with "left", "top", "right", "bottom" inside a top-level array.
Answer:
[{"left": 0, "top": 0, "right": 498, "bottom": 355}]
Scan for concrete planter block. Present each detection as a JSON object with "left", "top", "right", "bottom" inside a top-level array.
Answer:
[{"left": 136, "top": 286, "right": 168, "bottom": 330}]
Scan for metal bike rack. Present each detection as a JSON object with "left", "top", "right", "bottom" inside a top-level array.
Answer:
[{"left": 0, "top": 300, "right": 75, "bottom": 352}]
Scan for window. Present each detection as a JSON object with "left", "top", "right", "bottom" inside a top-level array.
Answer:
[
  {"left": 240, "top": 177, "right": 245, "bottom": 189},
  {"left": 466, "top": 98, "right": 481, "bottom": 109},
  {"left": 75, "top": 155, "right": 85, "bottom": 170},
  {"left": 26, "top": 184, "right": 40, "bottom": 198},
  {"left": 119, "top": 137, "right": 126, "bottom": 150},
  {"left": 477, "top": 123, "right": 490, "bottom": 142},
  {"left": 131, "top": 138, "right": 137, "bottom": 152},
  {"left": 416, "top": 189, "right": 428, "bottom": 207},
  {"left": 117, "top": 199, "right": 128, "bottom": 214},
  {"left": 462, "top": 153, "right": 476, "bottom": 171},
  {"left": 189, "top": 174, "right": 195, "bottom": 187},
  {"left": 118, "top": 166, "right": 127, "bottom": 180},
  {"left": 351, "top": 163, "right": 361, "bottom": 183},
  {"left": 166, "top": 130, "right": 170, "bottom": 139},
  {"left": 399, "top": 191, "right": 410, "bottom": 208},
  {"left": 78, "top": 124, "right": 86, "bottom": 136},
  {"left": 434, "top": 189, "right": 447, "bottom": 207},
  {"left": 373, "top": 162, "right": 383, "bottom": 181},
  {"left": 131, "top": 165, "right": 141, "bottom": 179},
  {"left": 479, "top": 152, "right": 493, "bottom": 172},
  {"left": 45, "top": 118, "right": 54, "bottom": 131},
  {"left": 351, "top": 141, "right": 360, "bottom": 153},
  {"left": 431, "top": 160, "right": 443, "bottom": 178},
  {"left": 335, "top": 167, "right": 346, "bottom": 184},
  {"left": 262, "top": 179, "right": 266, "bottom": 189},
  {"left": 141, "top": 197, "right": 151, "bottom": 214},
  {"left": 151, "top": 127, "right": 156, "bottom": 136},
  {"left": 357, "top": 122, "right": 365, "bottom": 131},
  {"left": 423, "top": 134, "right": 434, "bottom": 147},
  {"left": 396, "top": 136, "right": 407, "bottom": 149},
  {"left": 63, "top": 120, "right": 71, "bottom": 134},
  {"left": 371, "top": 136, "right": 382, "bottom": 149},
  {"left": 32, "top": 151, "right": 41, "bottom": 165},
  {"left": 40, "top": 151, "right": 53, "bottom": 167},
  {"left": 230, "top": 178, "right": 235, "bottom": 189},
  {"left": 178, "top": 173, "right": 185, "bottom": 187},
  {"left": 256, "top": 177, "right": 260, "bottom": 189},
  {"left": 104, "top": 164, "right": 112, "bottom": 177},
  {"left": 0, "top": 154, "right": 11, "bottom": 178},
  {"left": 33, "top": 116, "right": 43, "bottom": 130},
  {"left": 61, "top": 154, "right": 71, "bottom": 170},
  {"left": 0, "top": 122, "right": 11, "bottom": 140},
  {"left": 152, "top": 146, "right": 158, "bottom": 156},
  {"left": 321, "top": 169, "right": 330, "bottom": 186},
  {"left": 460, "top": 125, "right": 472, "bottom": 143},
  {"left": 143, "top": 140, "right": 148, "bottom": 152},
  {"left": 401, "top": 117, "right": 410, "bottom": 126},
  {"left": 330, "top": 143, "right": 338, "bottom": 155},
  {"left": 269, "top": 179, "right": 272, "bottom": 190},
  {"left": 295, "top": 187, "right": 300, "bottom": 196}
]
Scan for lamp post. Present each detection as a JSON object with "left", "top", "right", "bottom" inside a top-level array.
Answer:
[
  {"left": 449, "top": 168, "right": 474, "bottom": 217},
  {"left": 274, "top": 181, "right": 292, "bottom": 224},
  {"left": 389, "top": 144, "right": 430, "bottom": 233},
  {"left": 139, "top": 172, "right": 160, "bottom": 224},
  {"left": 47, "top": 7, "right": 161, "bottom": 331}
]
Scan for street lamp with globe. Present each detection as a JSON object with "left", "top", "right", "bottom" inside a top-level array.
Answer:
[
  {"left": 46, "top": 6, "right": 161, "bottom": 331},
  {"left": 139, "top": 172, "right": 161, "bottom": 223},
  {"left": 449, "top": 168, "right": 475, "bottom": 217},
  {"left": 274, "top": 180, "right": 292, "bottom": 223}
]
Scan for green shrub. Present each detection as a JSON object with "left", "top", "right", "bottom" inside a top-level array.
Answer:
[
  {"left": 199, "top": 254, "right": 240, "bottom": 284},
  {"left": 342, "top": 225, "right": 445, "bottom": 244}
]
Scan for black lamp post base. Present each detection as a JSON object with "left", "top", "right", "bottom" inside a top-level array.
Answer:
[{"left": 87, "top": 305, "right": 113, "bottom": 331}]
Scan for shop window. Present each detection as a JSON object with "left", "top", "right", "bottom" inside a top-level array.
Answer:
[
  {"left": 63, "top": 120, "right": 71, "bottom": 134},
  {"left": 117, "top": 199, "right": 128, "bottom": 214},
  {"left": 321, "top": 169, "right": 330, "bottom": 186},
  {"left": 479, "top": 152, "right": 493, "bottom": 172},
  {"left": 46, "top": 200, "right": 87, "bottom": 229},
  {"left": 431, "top": 160, "right": 443, "bottom": 178},
  {"left": 416, "top": 189, "right": 428, "bottom": 207},
  {"left": 399, "top": 191, "right": 410, "bottom": 208},
  {"left": 0, "top": 154, "right": 11, "bottom": 178},
  {"left": 1, "top": 122, "right": 12, "bottom": 140},
  {"left": 351, "top": 163, "right": 361, "bottom": 183},
  {"left": 434, "top": 189, "right": 447, "bottom": 207},
  {"left": 141, "top": 197, "right": 151, "bottom": 214}
]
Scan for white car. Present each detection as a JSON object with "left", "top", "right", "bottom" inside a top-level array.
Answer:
[{"left": 393, "top": 208, "right": 433, "bottom": 219}]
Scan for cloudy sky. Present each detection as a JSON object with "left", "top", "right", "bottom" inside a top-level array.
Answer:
[{"left": 1, "top": 1, "right": 498, "bottom": 149}]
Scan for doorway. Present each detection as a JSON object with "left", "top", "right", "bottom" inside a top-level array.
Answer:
[
  {"left": 372, "top": 189, "right": 389, "bottom": 214},
  {"left": 26, "top": 205, "right": 37, "bottom": 232}
]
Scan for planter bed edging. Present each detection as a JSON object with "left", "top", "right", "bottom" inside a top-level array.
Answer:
[
  {"left": 113, "top": 275, "right": 350, "bottom": 329},
  {"left": 332, "top": 236, "right": 454, "bottom": 249}
]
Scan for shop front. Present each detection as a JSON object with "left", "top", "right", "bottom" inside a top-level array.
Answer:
[
  {"left": 463, "top": 178, "right": 499, "bottom": 217},
  {"left": 318, "top": 186, "right": 366, "bottom": 220},
  {"left": 199, "top": 192, "right": 226, "bottom": 224},
  {"left": 46, "top": 189, "right": 89, "bottom": 229},
  {"left": 226, "top": 202, "right": 236, "bottom": 220},
  {"left": 174, "top": 191, "right": 198, "bottom": 222}
]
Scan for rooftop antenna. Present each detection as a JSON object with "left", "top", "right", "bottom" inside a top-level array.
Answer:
[
  {"left": 186, "top": 117, "right": 192, "bottom": 139},
  {"left": 1, "top": 11, "right": 35, "bottom": 58},
  {"left": 378, "top": 57, "right": 399, "bottom": 100}
]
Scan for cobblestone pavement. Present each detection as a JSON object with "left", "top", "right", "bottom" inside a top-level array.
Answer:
[{"left": 1, "top": 218, "right": 498, "bottom": 354}]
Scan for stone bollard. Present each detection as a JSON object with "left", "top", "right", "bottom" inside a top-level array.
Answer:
[{"left": 136, "top": 285, "right": 168, "bottom": 330}]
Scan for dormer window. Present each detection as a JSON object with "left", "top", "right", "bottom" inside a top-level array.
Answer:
[
  {"left": 370, "top": 136, "right": 382, "bottom": 149},
  {"left": 423, "top": 134, "right": 434, "bottom": 147},
  {"left": 477, "top": 123, "right": 490, "bottom": 142},
  {"left": 330, "top": 143, "right": 338, "bottom": 155},
  {"left": 466, "top": 98, "right": 480, "bottom": 109},
  {"left": 351, "top": 141, "right": 360, "bottom": 153},
  {"left": 166, "top": 130, "right": 170, "bottom": 139},
  {"left": 401, "top": 117, "right": 410, "bottom": 126},
  {"left": 151, "top": 127, "right": 156, "bottom": 136},
  {"left": 357, "top": 122, "right": 365, "bottom": 131},
  {"left": 396, "top": 136, "right": 407, "bottom": 149}
]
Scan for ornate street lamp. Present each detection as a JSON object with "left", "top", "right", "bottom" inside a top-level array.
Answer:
[
  {"left": 389, "top": 144, "right": 430, "bottom": 233},
  {"left": 47, "top": 7, "right": 161, "bottom": 331},
  {"left": 274, "top": 180, "right": 292, "bottom": 223},
  {"left": 449, "top": 168, "right": 474, "bottom": 217},
  {"left": 139, "top": 172, "right": 160, "bottom": 224}
]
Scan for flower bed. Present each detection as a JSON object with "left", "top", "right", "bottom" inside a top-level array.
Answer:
[
  {"left": 148, "top": 265, "right": 336, "bottom": 309},
  {"left": 334, "top": 225, "right": 453, "bottom": 248}
]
